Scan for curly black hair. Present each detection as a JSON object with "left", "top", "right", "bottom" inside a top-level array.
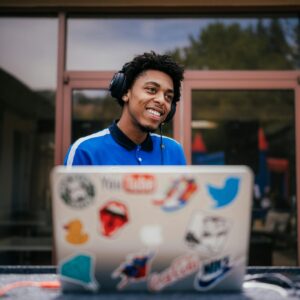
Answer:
[{"left": 116, "top": 51, "right": 184, "bottom": 106}]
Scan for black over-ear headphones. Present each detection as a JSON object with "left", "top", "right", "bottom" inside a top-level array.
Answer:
[{"left": 109, "top": 71, "right": 177, "bottom": 123}]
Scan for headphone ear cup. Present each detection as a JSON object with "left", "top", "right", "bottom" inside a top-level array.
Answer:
[
  {"left": 164, "top": 101, "right": 177, "bottom": 123},
  {"left": 109, "top": 72, "right": 126, "bottom": 100}
]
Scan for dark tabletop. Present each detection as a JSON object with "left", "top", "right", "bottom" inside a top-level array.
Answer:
[{"left": 0, "top": 267, "right": 300, "bottom": 300}]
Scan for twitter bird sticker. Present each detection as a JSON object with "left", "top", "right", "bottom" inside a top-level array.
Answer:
[{"left": 207, "top": 177, "right": 240, "bottom": 208}]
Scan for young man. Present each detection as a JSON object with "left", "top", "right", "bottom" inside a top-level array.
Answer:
[{"left": 64, "top": 51, "right": 186, "bottom": 166}]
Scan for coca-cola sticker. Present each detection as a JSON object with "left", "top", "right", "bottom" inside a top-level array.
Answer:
[
  {"left": 148, "top": 254, "right": 200, "bottom": 292},
  {"left": 123, "top": 174, "right": 156, "bottom": 194}
]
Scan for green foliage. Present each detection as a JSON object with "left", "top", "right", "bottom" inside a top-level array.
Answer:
[
  {"left": 167, "top": 19, "right": 298, "bottom": 70},
  {"left": 291, "top": 20, "right": 300, "bottom": 69}
]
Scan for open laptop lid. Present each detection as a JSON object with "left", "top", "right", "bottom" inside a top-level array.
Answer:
[{"left": 51, "top": 165, "right": 253, "bottom": 293}]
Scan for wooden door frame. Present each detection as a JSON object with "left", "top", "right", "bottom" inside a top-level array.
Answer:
[
  {"left": 182, "top": 71, "right": 300, "bottom": 163},
  {"left": 182, "top": 70, "right": 300, "bottom": 264},
  {"left": 60, "top": 71, "right": 114, "bottom": 160}
]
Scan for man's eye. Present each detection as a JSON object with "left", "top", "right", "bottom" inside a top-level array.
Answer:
[
  {"left": 146, "top": 87, "right": 156, "bottom": 93},
  {"left": 165, "top": 94, "right": 173, "bottom": 102}
]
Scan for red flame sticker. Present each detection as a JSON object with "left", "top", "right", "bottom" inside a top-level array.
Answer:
[
  {"left": 99, "top": 201, "right": 129, "bottom": 237},
  {"left": 123, "top": 174, "right": 155, "bottom": 194}
]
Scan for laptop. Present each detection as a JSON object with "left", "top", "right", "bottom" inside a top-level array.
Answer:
[{"left": 51, "top": 165, "right": 253, "bottom": 293}]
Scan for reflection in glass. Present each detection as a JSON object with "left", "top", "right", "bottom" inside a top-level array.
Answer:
[
  {"left": 191, "top": 90, "right": 296, "bottom": 266},
  {"left": 67, "top": 16, "right": 299, "bottom": 71},
  {"left": 72, "top": 89, "right": 121, "bottom": 142},
  {"left": 72, "top": 89, "right": 173, "bottom": 143},
  {"left": 0, "top": 17, "right": 57, "bottom": 264}
]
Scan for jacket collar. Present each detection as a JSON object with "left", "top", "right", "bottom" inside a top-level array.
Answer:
[{"left": 109, "top": 121, "right": 153, "bottom": 152}]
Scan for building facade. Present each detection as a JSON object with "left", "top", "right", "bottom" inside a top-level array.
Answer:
[{"left": 0, "top": 0, "right": 299, "bottom": 265}]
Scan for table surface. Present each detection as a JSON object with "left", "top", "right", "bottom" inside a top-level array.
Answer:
[
  {"left": 0, "top": 267, "right": 300, "bottom": 300},
  {"left": 0, "top": 237, "right": 52, "bottom": 251}
]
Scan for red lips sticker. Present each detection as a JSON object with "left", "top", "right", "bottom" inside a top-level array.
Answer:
[
  {"left": 123, "top": 174, "right": 155, "bottom": 194},
  {"left": 99, "top": 201, "right": 129, "bottom": 237}
]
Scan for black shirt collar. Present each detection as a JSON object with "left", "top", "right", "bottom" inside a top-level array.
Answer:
[{"left": 109, "top": 121, "right": 153, "bottom": 152}]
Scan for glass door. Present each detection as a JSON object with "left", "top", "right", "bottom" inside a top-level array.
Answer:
[
  {"left": 71, "top": 89, "right": 121, "bottom": 143},
  {"left": 191, "top": 89, "right": 296, "bottom": 266},
  {"left": 183, "top": 70, "right": 299, "bottom": 266},
  {"left": 61, "top": 73, "right": 113, "bottom": 160}
]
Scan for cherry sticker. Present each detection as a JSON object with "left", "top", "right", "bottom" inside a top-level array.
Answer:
[{"left": 99, "top": 201, "right": 129, "bottom": 237}]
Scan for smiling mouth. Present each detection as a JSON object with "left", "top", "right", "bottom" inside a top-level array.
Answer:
[{"left": 146, "top": 108, "right": 162, "bottom": 118}]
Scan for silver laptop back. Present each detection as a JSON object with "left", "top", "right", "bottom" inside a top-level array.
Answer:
[{"left": 51, "top": 166, "right": 253, "bottom": 293}]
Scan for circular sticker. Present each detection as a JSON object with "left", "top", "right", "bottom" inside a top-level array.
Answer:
[{"left": 60, "top": 175, "right": 95, "bottom": 209}]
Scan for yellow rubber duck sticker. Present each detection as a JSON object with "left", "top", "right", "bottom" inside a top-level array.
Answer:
[{"left": 64, "top": 219, "right": 89, "bottom": 245}]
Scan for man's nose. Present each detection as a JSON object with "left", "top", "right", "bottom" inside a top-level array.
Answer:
[{"left": 154, "top": 91, "right": 165, "bottom": 104}]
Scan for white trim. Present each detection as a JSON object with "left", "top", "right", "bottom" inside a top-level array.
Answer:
[
  {"left": 150, "top": 133, "right": 182, "bottom": 146},
  {"left": 66, "top": 128, "right": 110, "bottom": 166}
]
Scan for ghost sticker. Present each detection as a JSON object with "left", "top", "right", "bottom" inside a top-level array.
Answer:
[
  {"left": 59, "top": 253, "right": 99, "bottom": 291},
  {"left": 112, "top": 251, "right": 155, "bottom": 289},
  {"left": 185, "top": 212, "right": 230, "bottom": 256},
  {"left": 99, "top": 201, "right": 129, "bottom": 237},
  {"left": 207, "top": 177, "right": 240, "bottom": 208},
  {"left": 64, "top": 219, "right": 89, "bottom": 245},
  {"left": 153, "top": 177, "right": 197, "bottom": 212},
  {"left": 60, "top": 175, "right": 95, "bottom": 209}
]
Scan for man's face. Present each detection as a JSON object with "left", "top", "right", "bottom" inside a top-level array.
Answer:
[{"left": 122, "top": 70, "right": 174, "bottom": 132}]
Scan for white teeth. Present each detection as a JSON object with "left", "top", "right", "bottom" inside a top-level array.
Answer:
[{"left": 147, "top": 109, "right": 161, "bottom": 117}]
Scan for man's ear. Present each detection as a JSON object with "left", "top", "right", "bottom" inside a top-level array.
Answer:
[{"left": 122, "top": 91, "right": 130, "bottom": 103}]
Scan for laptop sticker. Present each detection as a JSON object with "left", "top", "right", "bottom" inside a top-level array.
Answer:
[
  {"left": 59, "top": 253, "right": 99, "bottom": 291},
  {"left": 148, "top": 254, "right": 200, "bottom": 292},
  {"left": 64, "top": 219, "right": 89, "bottom": 245},
  {"left": 60, "top": 175, "right": 95, "bottom": 209},
  {"left": 112, "top": 251, "right": 155, "bottom": 290},
  {"left": 123, "top": 174, "right": 156, "bottom": 194},
  {"left": 207, "top": 177, "right": 240, "bottom": 208},
  {"left": 185, "top": 212, "right": 230, "bottom": 256},
  {"left": 99, "top": 201, "right": 129, "bottom": 237},
  {"left": 140, "top": 225, "right": 163, "bottom": 247},
  {"left": 153, "top": 177, "right": 197, "bottom": 212},
  {"left": 101, "top": 175, "right": 121, "bottom": 191},
  {"left": 194, "top": 256, "right": 232, "bottom": 291}
]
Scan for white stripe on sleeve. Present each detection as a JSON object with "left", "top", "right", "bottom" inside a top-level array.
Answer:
[{"left": 66, "top": 128, "right": 110, "bottom": 166}]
